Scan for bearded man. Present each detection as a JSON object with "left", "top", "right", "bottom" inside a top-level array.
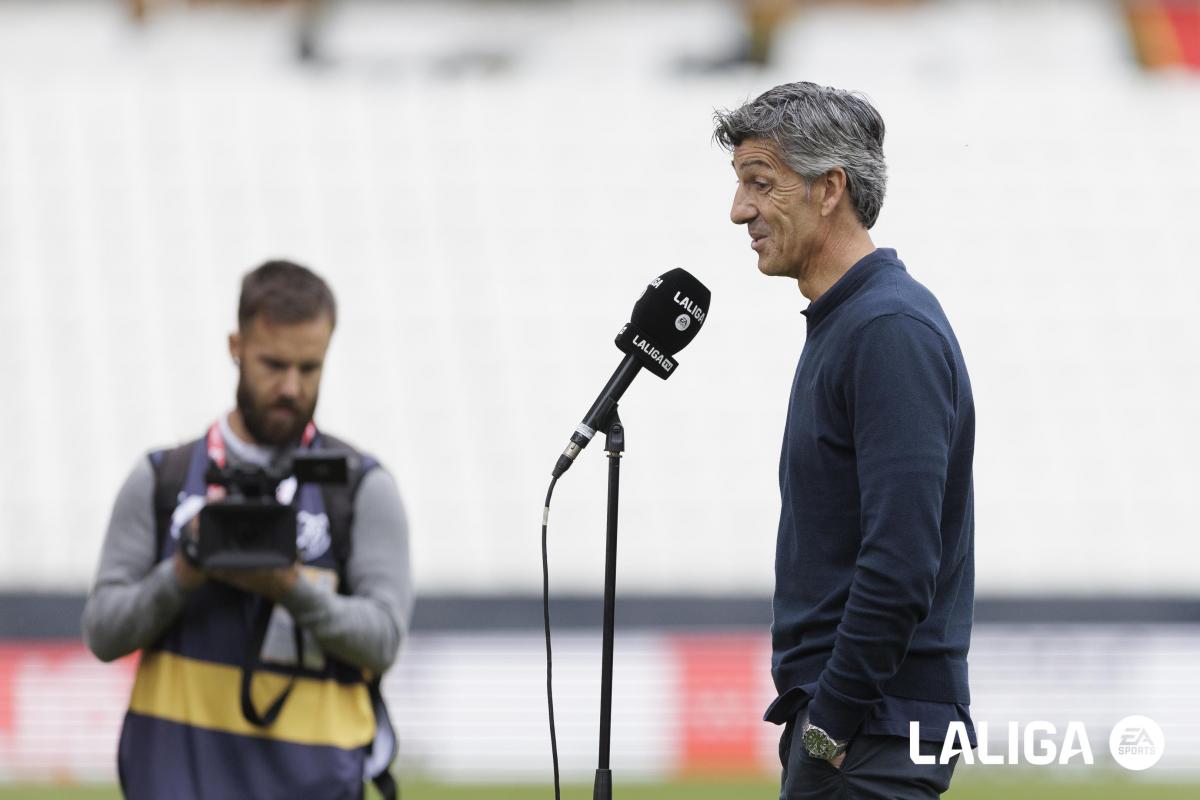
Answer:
[{"left": 83, "top": 260, "right": 412, "bottom": 800}]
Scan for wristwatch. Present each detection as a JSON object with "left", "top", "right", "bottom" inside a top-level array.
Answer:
[{"left": 801, "top": 720, "right": 848, "bottom": 761}]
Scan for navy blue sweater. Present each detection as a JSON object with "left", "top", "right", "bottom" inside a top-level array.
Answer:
[{"left": 771, "top": 248, "right": 975, "bottom": 742}]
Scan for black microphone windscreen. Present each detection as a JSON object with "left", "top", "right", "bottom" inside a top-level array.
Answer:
[{"left": 628, "top": 268, "right": 711, "bottom": 356}]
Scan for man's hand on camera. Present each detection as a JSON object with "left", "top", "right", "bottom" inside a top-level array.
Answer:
[
  {"left": 173, "top": 550, "right": 207, "bottom": 591},
  {"left": 174, "top": 518, "right": 206, "bottom": 591},
  {"left": 212, "top": 564, "right": 301, "bottom": 602}
]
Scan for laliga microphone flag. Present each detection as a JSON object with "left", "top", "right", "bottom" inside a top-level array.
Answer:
[
  {"left": 616, "top": 268, "right": 711, "bottom": 379},
  {"left": 551, "top": 268, "right": 711, "bottom": 478}
]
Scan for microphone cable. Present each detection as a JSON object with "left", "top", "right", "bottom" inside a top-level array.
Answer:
[{"left": 542, "top": 475, "right": 562, "bottom": 800}]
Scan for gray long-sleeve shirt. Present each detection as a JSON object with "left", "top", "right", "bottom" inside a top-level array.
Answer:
[{"left": 82, "top": 437, "right": 414, "bottom": 676}]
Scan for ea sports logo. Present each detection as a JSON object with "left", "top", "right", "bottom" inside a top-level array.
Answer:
[
  {"left": 1109, "top": 716, "right": 1164, "bottom": 771},
  {"left": 675, "top": 314, "right": 690, "bottom": 332}
]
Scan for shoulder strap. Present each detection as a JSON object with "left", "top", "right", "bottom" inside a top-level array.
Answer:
[
  {"left": 316, "top": 433, "right": 378, "bottom": 586},
  {"left": 149, "top": 441, "right": 197, "bottom": 559}
]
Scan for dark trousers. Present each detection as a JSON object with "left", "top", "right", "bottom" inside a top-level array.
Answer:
[{"left": 779, "top": 718, "right": 959, "bottom": 800}]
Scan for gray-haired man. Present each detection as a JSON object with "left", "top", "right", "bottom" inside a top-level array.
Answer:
[{"left": 715, "top": 83, "right": 977, "bottom": 798}]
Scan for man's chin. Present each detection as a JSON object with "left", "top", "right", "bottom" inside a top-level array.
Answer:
[
  {"left": 756, "top": 254, "right": 802, "bottom": 281},
  {"left": 265, "top": 428, "right": 298, "bottom": 447},
  {"left": 246, "top": 416, "right": 309, "bottom": 448},
  {"left": 757, "top": 256, "right": 785, "bottom": 277}
]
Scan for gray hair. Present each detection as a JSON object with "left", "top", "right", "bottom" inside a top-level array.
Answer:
[{"left": 713, "top": 82, "right": 887, "bottom": 229}]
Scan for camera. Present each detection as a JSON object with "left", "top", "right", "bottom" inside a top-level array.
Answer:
[{"left": 186, "top": 452, "right": 348, "bottom": 570}]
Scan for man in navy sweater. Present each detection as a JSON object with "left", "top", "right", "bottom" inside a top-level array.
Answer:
[{"left": 715, "top": 83, "right": 976, "bottom": 798}]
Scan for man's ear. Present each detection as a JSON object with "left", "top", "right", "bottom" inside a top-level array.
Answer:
[
  {"left": 819, "top": 168, "right": 848, "bottom": 218},
  {"left": 228, "top": 331, "right": 241, "bottom": 366}
]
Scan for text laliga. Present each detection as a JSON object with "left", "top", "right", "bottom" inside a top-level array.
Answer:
[
  {"left": 631, "top": 335, "right": 675, "bottom": 373},
  {"left": 910, "top": 721, "right": 1095, "bottom": 766},
  {"left": 673, "top": 292, "right": 706, "bottom": 323}
]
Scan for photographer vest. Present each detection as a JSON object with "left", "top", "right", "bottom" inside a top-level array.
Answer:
[{"left": 117, "top": 424, "right": 396, "bottom": 800}]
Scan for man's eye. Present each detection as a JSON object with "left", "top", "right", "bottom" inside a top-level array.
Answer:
[{"left": 753, "top": 180, "right": 771, "bottom": 191}]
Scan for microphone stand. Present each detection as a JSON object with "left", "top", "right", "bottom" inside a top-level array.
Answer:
[{"left": 592, "top": 407, "right": 624, "bottom": 800}]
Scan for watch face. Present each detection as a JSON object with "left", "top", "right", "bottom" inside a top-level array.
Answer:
[{"left": 802, "top": 726, "right": 834, "bottom": 760}]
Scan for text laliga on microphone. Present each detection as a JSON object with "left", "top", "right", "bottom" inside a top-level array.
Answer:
[{"left": 552, "top": 269, "right": 711, "bottom": 478}]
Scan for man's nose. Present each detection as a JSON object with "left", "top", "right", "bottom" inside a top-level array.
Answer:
[
  {"left": 280, "top": 368, "right": 302, "bottom": 398},
  {"left": 730, "top": 185, "right": 756, "bottom": 225}
]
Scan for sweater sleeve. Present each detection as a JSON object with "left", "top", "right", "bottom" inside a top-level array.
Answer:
[
  {"left": 82, "top": 457, "right": 190, "bottom": 662},
  {"left": 278, "top": 468, "right": 414, "bottom": 676},
  {"left": 807, "top": 313, "right": 956, "bottom": 741}
]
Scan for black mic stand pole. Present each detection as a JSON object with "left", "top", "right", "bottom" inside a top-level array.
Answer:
[{"left": 592, "top": 407, "right": 624, "bottom": 800}]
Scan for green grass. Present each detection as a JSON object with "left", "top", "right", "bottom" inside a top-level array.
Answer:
[
  {"left": 1, "top": 775, "right": 1196, "bottom": 800},
  {"left": 4, "top": 777, "right": 1195, "bottom": 800}
]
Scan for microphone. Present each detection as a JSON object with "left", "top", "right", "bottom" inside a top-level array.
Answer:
[{"left": 552, "top": 268, "right": 711, "bottom": 478}]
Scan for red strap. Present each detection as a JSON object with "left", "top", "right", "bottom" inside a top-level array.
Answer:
[{"left": 205, "top": 417, "right": 317, "bottom": 500}]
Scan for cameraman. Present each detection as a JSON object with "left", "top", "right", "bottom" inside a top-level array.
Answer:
[{"left": 82, "top": 261, "right": 412, "bottom": 800}]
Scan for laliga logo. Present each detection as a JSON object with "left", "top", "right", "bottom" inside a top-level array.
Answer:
[
  {"left": 911, "top": 722, "right": 1094, "bottom": 767},
  {"left": 631, "top": 334, "right": 675, "bottom": 373},
  {"left": 673, "top": 291, "right": 705, "bottom": 323},
  {"left": 911, "top": 716, "right": 1165, "bottom": 770},
  {"left": 675, "top": 314, "right": 690, "bottom": 331}
]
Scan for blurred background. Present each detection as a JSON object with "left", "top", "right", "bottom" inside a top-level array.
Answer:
[{"left": 0, "top": 0, "right": 1198, "bottom": 796}]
